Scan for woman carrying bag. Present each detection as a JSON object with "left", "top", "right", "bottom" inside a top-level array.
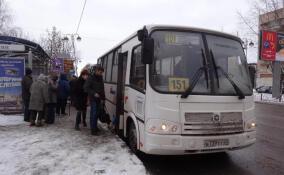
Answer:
[{"left": 74, "top": 69, "right": 90, "bottom": 130}]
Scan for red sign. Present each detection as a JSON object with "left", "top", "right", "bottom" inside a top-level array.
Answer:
[
  {"left": 63, "top": 60, "right": 74, "bottom": 73},
  {"left": 261, "top": 30, "right": 277, "bottom": 60}
]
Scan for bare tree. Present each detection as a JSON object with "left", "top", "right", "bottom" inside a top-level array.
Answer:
[
  {"left": 0, "top": 0, "right": 12, "bottom": 34},
  {"left": 40, "top": 26, "right": 73, "bottom": 59},
  {"left": 39, "top": 26, "right": 76, "bottom": 73},
  {"left": 237, "top": 0, "right": 282, "bottom": 41},
  {"left": 0, "top": 0, "right": 23, "bottom": 37}
]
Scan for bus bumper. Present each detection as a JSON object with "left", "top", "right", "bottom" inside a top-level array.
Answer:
[{"left": 143, "top": 131, "right": 256, "bottom": 155}]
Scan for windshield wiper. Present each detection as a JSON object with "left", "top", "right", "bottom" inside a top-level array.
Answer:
[
  {"left": 210, "top": 50, "right": 219, "bottom": 88},
  {"left": 210, "top": 50, "right": 245, "bottom": 99},
  {"left": 181, "top": 67, "right": 206, "bottom": 98},
  {"left": 201, "top": 48, "right": 209, "bottom": 88},
  {"left": 181, "top": 49, "right": 209, "bottom": 99}
]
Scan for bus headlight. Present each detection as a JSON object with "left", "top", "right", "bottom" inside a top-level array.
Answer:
[
  {"left": 161, "top": 124, "right": 168, "bottom": 131},
  {"left": 245, "top": 120, "right": 256, "bottom": 131},
  {"left": 146, "top": 119, "right": 181, "bottom": 134}
]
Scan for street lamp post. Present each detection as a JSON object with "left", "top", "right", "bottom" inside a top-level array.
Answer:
[
  {"left": 243, "top": 38, "right": 254, "bottom": 57},
  {"left": 62, "top": 34, "right": 82, "bottom": 76}
]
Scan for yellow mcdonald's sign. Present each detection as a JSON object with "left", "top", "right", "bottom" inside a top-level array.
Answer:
[{"left": 266, "top": 33, "right": 274, "bottom": 41}]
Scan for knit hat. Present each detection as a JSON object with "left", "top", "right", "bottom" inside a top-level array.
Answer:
[
  {"left": 25, "top": 68, "right": 32, "bottom": 75},
  {"left": 37, "top": 74, "right": 46, "bottom": 81}
]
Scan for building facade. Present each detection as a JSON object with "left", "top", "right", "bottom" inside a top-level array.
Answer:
[{"left": 257, "top": 8, "right": 284, "bottom": 87}]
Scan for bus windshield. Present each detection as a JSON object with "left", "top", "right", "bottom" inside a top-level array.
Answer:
[{"left": 150, "top": 30, "right": 253, "bottom": 96}]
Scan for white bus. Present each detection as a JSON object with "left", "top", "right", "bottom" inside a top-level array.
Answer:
[{"left": 97, "top": 25, "right": 256, "bottom": 155}]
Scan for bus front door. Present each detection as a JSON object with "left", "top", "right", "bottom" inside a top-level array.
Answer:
[{"left": 116, "top": 52, "right": 128, "bottom": 135}]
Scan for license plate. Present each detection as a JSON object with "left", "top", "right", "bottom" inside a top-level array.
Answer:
[{"left": 204, "top": 139, "right": 229, "bottom": 148}]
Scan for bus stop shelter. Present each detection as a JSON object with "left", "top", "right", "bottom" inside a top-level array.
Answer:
[{"left": 0, "top": 36, "right": 50, "bottom": 113}]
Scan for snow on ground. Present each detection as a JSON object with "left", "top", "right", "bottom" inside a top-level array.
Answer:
[
  {"left": 0, "top": 110, "right": 147, "bottom": 175},
  {"left": 254, "top": 92, "right": 284, "bottom": 103},
  {"left": 0, "top": 114, "right": 26, "bottom": 126}
]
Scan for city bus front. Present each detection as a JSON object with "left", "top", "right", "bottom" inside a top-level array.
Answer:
[{"left": 141, "top": 26, "right": 256, "bottom": 155}]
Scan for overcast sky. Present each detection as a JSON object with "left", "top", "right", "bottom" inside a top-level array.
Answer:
[{"left": 7, "top": 0, "right": 256, "bottom": 70}]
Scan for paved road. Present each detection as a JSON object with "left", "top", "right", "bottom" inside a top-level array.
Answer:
[{"left": 140, "top": 103, "right": 284, "bottom": 175}]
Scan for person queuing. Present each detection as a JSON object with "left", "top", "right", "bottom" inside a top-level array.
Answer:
[
  {"left": 84, "top": 65, "right": 105, "bottom": 135},
  {"left": 29, "top": 74, "right": 49, "bottom": 127},
  {"left": 69, "top": 75, "right": 78, "bottom": 106},
  {"left": 74, "top": 69, "right": 90, "bottom": 130},
  {"left": 21, "top": 68, "right": 33, "bottom": 122},
  {"left": 45, "top": 75, "right": 58, "bottom": 124},
  {"left": 56, "top": 73, "right": 70, "bottom": 116}
]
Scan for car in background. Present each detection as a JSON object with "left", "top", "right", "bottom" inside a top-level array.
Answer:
[{"left": 256, "top": 86, "right": 272, "bottom": 94}]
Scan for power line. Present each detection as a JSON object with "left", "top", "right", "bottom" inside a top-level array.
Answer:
[{"left": 75, "top": 0, "right": 87, "bottom": 34}]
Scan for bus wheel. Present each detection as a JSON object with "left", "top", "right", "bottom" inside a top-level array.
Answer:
[{"left": 128, "top": 121, "right": 138, "bottom": 153}]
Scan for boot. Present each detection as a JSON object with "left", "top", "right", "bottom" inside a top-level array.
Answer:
[
  {"left": 75, "top": 112, "right": 81, "bottom": 131},
  {"left": 82, "top": 111, "right": 87, "bottom": 127},
  {"left": 83, "top": 120, "right": 87, "bottom": 127},
  {"left": 36, "top": 120, "right": 43, "bottom": 127},
  {"left": 75, "top": 124, "right": 80, "bottom": 130},
  {"left": 30, "top": 120, "right": 35, "bottom": 126},
  {"left": 91, "top": 130, "right": 98, "bottom": 136}
]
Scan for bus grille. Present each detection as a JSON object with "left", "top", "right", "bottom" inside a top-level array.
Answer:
[{"left": 183, "top": 112, "right": 244, "bottom": 135}]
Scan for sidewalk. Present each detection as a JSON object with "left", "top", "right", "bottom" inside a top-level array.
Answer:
[{"left": 0, "top": 108, "right": 146, "bottom": 175}]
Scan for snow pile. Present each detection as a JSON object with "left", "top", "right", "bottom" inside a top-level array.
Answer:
[
  {"left": 0, "top": 114, "right": 25, "bottom": 126},
  {"left": 254, "top": 93, "right": 284, "bottom": 103},
  {"left": 0, "top": 114, "right": 147, "bottom": 175}
]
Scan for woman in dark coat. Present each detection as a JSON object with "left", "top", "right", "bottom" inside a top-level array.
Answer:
[
  {"left": 56, "top": 73, "right": 70, "bottom": 115},
  {"left": 74, "top": 69, "right": 90, "bottom": 130},
  {"left": 45, "top": 75, "right": 58, "bottom": 124}
]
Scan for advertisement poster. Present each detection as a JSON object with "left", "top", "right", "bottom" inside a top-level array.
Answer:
[
  {"left": 261, "top": 30, "right": 277, "bottom": 61},
  {"left": 276, "top": 33, "right": 284, "bottom": 61},
  {"left": 52, "top": 59, "right": 63, "bottom": 72},
  {"left": 63, "top": 60, "right": 74, "bottom": 74},
  {"left": 0, "top": 58, "right": 25, "bottom": 112}
]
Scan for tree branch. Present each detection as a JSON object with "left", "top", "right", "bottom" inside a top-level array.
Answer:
[{"left": 237, "top": 11, "right": 259, "bottom": 35}]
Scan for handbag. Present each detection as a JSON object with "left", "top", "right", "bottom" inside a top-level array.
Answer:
[{"left": 99, "top": 104, "right": 111, "bottom": 124}]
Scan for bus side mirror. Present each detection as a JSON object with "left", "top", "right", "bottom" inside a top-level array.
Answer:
[
  {"left": 248, "top": 65, "right": 256, "bottom": 88},
  {"left": 141, "top": 37, "right": 154, "bottom": 64},
  {"left": 137, "top": 26, "right": 148, "bottom": 41},
  {"left": 138, "top": 29, "right": 144, "bottom": 41}
]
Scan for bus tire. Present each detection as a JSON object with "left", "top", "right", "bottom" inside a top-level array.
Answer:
[{"left": 128, "top": 121, "right": 138, "bottom": 154}]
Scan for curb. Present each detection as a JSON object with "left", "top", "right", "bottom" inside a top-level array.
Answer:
[{"left": 255, "top": 101, "right": 284, "bottom": 106}]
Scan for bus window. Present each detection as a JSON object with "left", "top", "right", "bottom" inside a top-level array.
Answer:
[
  {"left": 106, "top": 52, "right": 113, "bottom": 82},
  {"left": 97, "top": 58, "right": 102, "bottom": 65},
  {"left": 130, "top": 45, "right": 145, "bottom": 90},
  {"left": 103, "top": 56, "right": 108, "bottom": 80},
  {"left": 111, "top": 48, "right": 121, "bottom": 83}
]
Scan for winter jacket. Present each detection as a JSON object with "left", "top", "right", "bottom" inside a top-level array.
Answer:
[
  {"left": 57, "top": 73, "right": 70, "bottom": 99},
  {"left": 21, "top": 75, "right": 33, "bottom": 101},
  {"left": 84, "top": 74, "right": 105, "bottom": 101},
  {"left": 74, "top": 76, "right": 88, "bottom": 111},
  {"left": 69, "top": 78, "right": 77, "bottom": 101},
  {"left": 48, "top": 81, "right": 57, "bottom": 104},
  {"left": 29, "top": 74, "right": 49, "bottom": 111}
]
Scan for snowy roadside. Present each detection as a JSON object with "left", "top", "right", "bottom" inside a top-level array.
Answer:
[
  {"left": 0, "top": 112, "right": 147, "bottom": 175},
  {"left": 254, "top": 92, "right": 284, "bottom": 104}
]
